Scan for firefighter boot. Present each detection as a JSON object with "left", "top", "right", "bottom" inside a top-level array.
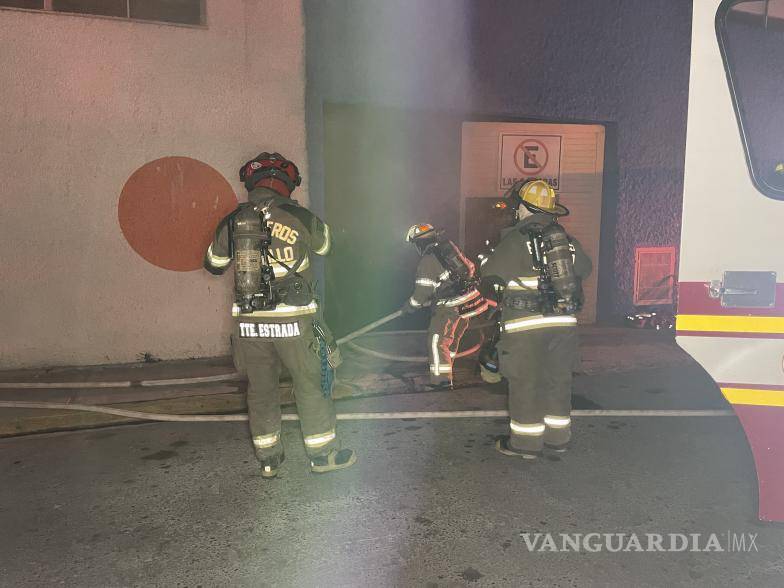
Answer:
[
  {"left": 480, "top": 364, "right": 503, "bottom": 384},
  {"left": 495, "top": 436, "right": 541, "bottom": 459},
  {"left": 258, "top": 449, "right": 285, "bottom": 479},
  {"left": 310, "top": 448, "right": 357, "bottom": 474}
]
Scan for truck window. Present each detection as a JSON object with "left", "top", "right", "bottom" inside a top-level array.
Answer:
[{"left": 718, "top": 0, "right": 784, "bottom": 200}]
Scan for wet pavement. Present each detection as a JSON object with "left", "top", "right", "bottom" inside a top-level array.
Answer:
[{"left": 2, "top": 365, "right": 784, "bottom": 587}]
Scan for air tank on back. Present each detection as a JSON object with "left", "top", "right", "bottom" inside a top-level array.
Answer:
[{"left": 542, "top": 223, "right": 581, "bottom": 312}]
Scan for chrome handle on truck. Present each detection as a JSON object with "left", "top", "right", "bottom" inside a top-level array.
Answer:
[{"left": 708, "top": 272, "right": 777, "bottom": 308}]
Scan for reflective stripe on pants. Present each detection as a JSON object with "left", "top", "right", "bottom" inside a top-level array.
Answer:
[
  {"left": 544, "top": 414, "right": 571, "bottom": 446},
  {"left": 510, "top": 421, "right": 545, "bottom": 435},
  {"left": 304, "top": 429, "right": 337, "bottom": 449},
  {"left": 544, "top": 415, "right": 571, "bottom": 428},
  {"left": 503, "top": 314, "right": 578, "bottom": 333},
  {"left": 253, "top": 432, "right": 280, "bottom": 450},
  {"left": 499, "top": 325, "right": 577, "bottom": 452}
]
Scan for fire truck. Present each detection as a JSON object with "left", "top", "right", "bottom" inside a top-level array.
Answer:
[{"left": 677, "top": 0, "right": 784, "bottom": 522}]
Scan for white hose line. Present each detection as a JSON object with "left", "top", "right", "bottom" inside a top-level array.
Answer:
[
  {"left": 0, "top": 401, "right": 248, "bottom": 422},
  {"left": 346, "top": 342, "right": 428, "bottom": 363},
  {"left": 346, "top": 341, "right": 482, "bottom": 363},
  {"left": 336, "top": 311, "right": 404, "bottom": 346},
  {"left": 140, "top": 373, "right": 241, "bottom": 387},
  {"left": 0, "top": 372, "right": 243, "bottom": 390},
  {"left": 357, "top": 320, "right": 494, "bottom": 338},
  {"left": 0, "top": 381, "right": 134, "bottom": 390},
  {"left": 0, "top": 401, "right": 734, "bottom": 423},
  {"left": 357, "top": 329, "right": 427, "bottom": 337},
  {"left": 0, "top": 381, "right": 132, "bottom": 390}
]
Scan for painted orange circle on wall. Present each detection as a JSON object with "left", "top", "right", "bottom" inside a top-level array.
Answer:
[{"left": 118, "top": 157, "right": 238, "bottom": 271}]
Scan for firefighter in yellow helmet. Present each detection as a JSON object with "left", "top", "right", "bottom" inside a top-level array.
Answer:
[
  {"left": 480, "top": 180, "right": 592, "bottom": 457},
  {"left": 402, "top": 224, "right": 490, "bottom": 387},
  {"left": 204, "top": 152, "right": 355, "bottom": 478}
]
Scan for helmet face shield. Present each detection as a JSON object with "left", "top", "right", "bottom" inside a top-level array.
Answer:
[
  {"left": 405, "top": 223, "right": 435, "bottom": 243},
  {"left": 405, "top": 223, "right": 438, "bottom": 255}
]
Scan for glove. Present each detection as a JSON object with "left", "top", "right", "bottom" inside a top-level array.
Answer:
[
  {"left": 478, "top": 276, "right": 504, "bottom": 302},
  {"left": 401, "top": 300, "right": 420, "bottom": 315},
  {"left": 555, "top": 297, "right": 578, "bottom": 315}
]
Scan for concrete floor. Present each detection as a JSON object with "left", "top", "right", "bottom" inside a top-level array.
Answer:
[{"left": 2, "top": 366, "right": 784, "bottom": 587}]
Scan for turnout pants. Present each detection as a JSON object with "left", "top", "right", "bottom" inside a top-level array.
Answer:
[
  {"left": 233, "top": 320, "right": 339, "bottom": 461},
  {"left": 498, "top": 325, "right": 578, "bottom": 452},
  {"left": 428, "top": 308, "right": 470, "bottom": 385}
]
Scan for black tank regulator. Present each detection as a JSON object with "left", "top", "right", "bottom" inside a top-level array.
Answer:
[{"left": 229, "top": 204, "right": 277, "bottom": 313}]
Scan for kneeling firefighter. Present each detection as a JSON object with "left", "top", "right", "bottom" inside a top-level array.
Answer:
[
  {"left": 480, "top": 180, "right": 592, "bottom": 458},
  {"left": 204, "top": 152, "right": 355, "bottom": 478},
  {"left": 402, "top": 224, "right": 490, "bottom": 387}
]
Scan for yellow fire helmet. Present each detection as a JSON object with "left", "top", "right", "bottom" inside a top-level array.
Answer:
[{"left": 516, "top": 179, "right": 569, "bottom": 216}]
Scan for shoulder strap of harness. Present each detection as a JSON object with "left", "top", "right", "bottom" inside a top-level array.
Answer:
[
  {"left": 229, "top": 200, "right": 307, "bottom": 280},
  {"left": 431, "top": 240, "right": 470, "bottom": 281}
]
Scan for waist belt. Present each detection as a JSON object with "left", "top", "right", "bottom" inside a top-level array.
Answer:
[
  {"left": 232, "top": 301, "right": 318, "bottom": 318},
  {"left": 435, "top": 288, "right": 489, "bottom": 318}
]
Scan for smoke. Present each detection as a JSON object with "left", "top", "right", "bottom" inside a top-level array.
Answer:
[{"left": 313, "top": 0, "right": 474, "bottom": 112}]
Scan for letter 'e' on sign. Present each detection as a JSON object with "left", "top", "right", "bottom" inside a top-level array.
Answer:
[{"left": 499, "top": 134, "right": 562, "bottom": 191}]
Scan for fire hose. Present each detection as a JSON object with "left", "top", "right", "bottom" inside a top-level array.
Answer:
[
  {"left": 340, "top": 312, "right": 488, "bottom": 363},
  {"left": 336, "top": 311, "right": 403, "bottom": 345},
  {"left": 0, "top": 402, "right": 737, "bottom": 424},
  {"left": 0, "top": 311, "right": 485, "bottom": 424},
  {"left": 0, "top": 314, "right": 736, "bottom": 423}
]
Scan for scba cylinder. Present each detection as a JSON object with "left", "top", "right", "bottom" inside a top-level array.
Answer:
[
  {"left": 232, "top": 205, "right": 265, "bottom": 304},
  {"left": 542, "top": 223, "right": 581, "bottom": 311}
]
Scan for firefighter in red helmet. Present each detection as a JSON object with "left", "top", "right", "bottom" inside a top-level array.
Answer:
[
  {"left": 402, "top": 224, "right": 490, "bottom": 387},
  {"left": 204, "top": 152, "right": 355, "bottom": 478}
]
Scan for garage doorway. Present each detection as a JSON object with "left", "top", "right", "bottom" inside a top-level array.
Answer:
[{"left": 460, "top": 122, "right": 606, "bottom": 323}]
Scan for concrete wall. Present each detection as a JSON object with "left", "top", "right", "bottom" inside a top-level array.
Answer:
[
  {"left": 305, "top": 0, "right": 693, "bottom": 317},
  {"left": 0, "top": 1, "right": 307, "bottom": 368}
]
